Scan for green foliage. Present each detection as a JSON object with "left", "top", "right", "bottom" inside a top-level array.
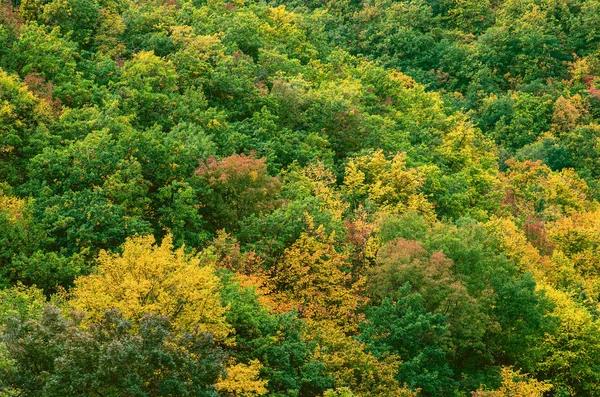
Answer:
[
  {"left": 0, "top": 284, "right": 45, "bottom": 325},
  {"left": 6, "top": 250, "right": 88, "bottom": 294},
  {"left": 10, "top": 22, "right": 77, "bottom": 84},
  {"left": 1, "top": 306, "right": 226, "bottom": 396},
  {"left": 40, "top": 0, "right": 100, "bottom": 47},
  {"left": 2, "top": 0, "right": 600, "bottom": 395},
  {"left": 360, "top": 284, "right": 456, "bottom": 396},
  {"left": 219, "top": 272, "right": 333, "bottom": 396},
  {"left": 476, "top": 92, "right": 554, "bottom": 151}
]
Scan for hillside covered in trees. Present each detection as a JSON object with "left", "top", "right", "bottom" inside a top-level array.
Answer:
[{"left": 2, "top": 0, "right": 600, "bottom": 395}]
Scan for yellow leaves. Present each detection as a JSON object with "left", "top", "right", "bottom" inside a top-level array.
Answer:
[
  {"left": 94, "top": 9, "right": 126, "bottom": 59},
  {"left": 0, "top": 192, "right": 26, "bottom": 223},
  {"left": 568, "top": 57, "right": 592, "bottom": 83},
  {"left": 485, "top": 216, "right": 549, "bottom": 278},
  {"left": 544, "top": 209, "right": 600, "bottom": 300},
  {"left": 216, "top": 360, "right": 268, "bottom": 397},
  {"left": 248, "top": 170, "right": 259, "bottom": 182},
  {"left": 169, "top": 25, "right": 195, "bottom": 45},
  {"left": 190, "top": 34, "right": 225, "bottom": 59},
  {"left": 296, "top": 162, "right": 349, "bottom": 221},
  {"left": 267, "top": 5, "right": 294, "bottom": 25},
  {"left": 473, "top": 367, "right": 552, "bottom": 397},
  {"left": 19, "top": 0, "right": 45, "bottom": 21},
  {"left": 343, "top": 160, "right": 365, "bottom": 195},
  {"left": 263, "top": 4, "right": 301, "bottom": 40},
  {"left": 502, "top": 160, "right": 593, "bottom": 221},
  {"left": 0, "top": 68, "right": 43, "bottom": 121},
  {"left": 0, "top": 100, "right": 17, "bottom": 123},
  {"left": 535, "top": 284, "right": 600, "bottom": 394},
  {"left": 551, "top": 95, "right": 587, "bottom": 133},
  {"left": 208, "top": 118, "right": 225, "bottom": 129},
  {"left": 324, "top": 388, "right": 356, "bottom": 397},
  {"left": 270, "top": 225, "right": 362, "bottom": 329},
  {"left": 547, "top": 209, "right": 600, "bottom": 260},
  {"left": 70, "top": 234, "right": 231, "bottom": 340},
  {"left": 344, "top": 149, "right": 433, "bottom": 218},
  {"left": 388, "top": 70, "right": 415, "bottom": 89},
  {"left": 485, "top": 213, "right": 600, "bottom": 304},
  {"left": 310, "top": 322, "right": 414, "bottom": 397},
  {"left": 438, "top": 121, "right": 476, "bottom": 160},
  {"left": 437, "top": 118, "right": 494, "bottom": 169}
]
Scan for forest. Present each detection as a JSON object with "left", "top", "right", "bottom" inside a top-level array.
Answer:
[{"left": 1, "top": 0, "right": 600, "bottom": 395}]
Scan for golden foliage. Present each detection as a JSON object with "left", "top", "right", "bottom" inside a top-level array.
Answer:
[
  {"left": 296, "top": 162, "right": 349, "bottom": 221},
  {"left": 544, "top": 210, "right": 600, "bottom": 302},
  {"left": 310, "top": 322, "right": 416, "bottom": 397},
  {"left": 0, "top": 191, "right": 26, "bottom": 223},
  {"left": 70, "top": 234, "right": 231, "bottom": 339},
  {"left": 270, "top": 223, "right": 363, "bottom": 329},
  {"left": 473, "top": 367, "right": 552, "bottom": 397},
  {"left": 485, "top": 216, "right": 552, "bottom": 279},
  {"left": 216, "top": 359, "right": 268, "bottom": 397},
  {"left": 94, "top": 9, "right": 126, "bottom": 59},
  {"left": 552, "top": 95, "right": 586, "bottom": 133},
  {"left": 547, "top": 209, "right": 600, "bottom": 276},
  {"left": 502, "top": 160, "right": 593, "bottom": 221},
  {"left": 533, "top": 284, "right": 600, "bottom": 396},
  {"left": 344, "top": 149, "right": 433, "bottom": 218}
]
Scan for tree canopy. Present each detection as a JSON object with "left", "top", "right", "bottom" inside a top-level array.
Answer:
[{"left": 2, "top": 0, "right": 600, "bottom": 395}]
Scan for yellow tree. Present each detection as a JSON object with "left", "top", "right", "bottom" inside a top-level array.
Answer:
[
  {"left": 534, "top": 285, "right": 600, "bottom": 396},
  {"left": 289, "top": 162, "right": 349, "bottom": 222},
  {"left": 344, "top": 149, "right": 433, "bottom": 219},
  {"left": 546, "top": 209, "right": 600, "bottom": 306},
  {"left": 0, "top": 190, "right": 26, "bottom": 221},
  {"left": 270, "top": 221, "right": 362, "bottom": 329},
  {"left": 484, "top": 216, "right": 553, "bottom": 280},
  {"left": 472, "top": 367, "right": 552, "bottom": 397},
  {"left": 70, "top": 234, "right": 231, "bottom": 339},
  {"left": 501, "top": 160, "right": 593, "bottom": 222},
  {"left": 311, "top": 322, "right": 417, "bottom": 397},
  {"left": 547, "top": 209, "right": 600, "bottom": 277},
  {"left": 551, "top": 95, "right": 587, "bottom": 134},
  {"left": 216, "top": 359, "right": 268, "bottom": 397}
]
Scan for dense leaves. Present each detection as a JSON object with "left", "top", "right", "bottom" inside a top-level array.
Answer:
[{"left": 2, "top": 0, "right": 600, "bottom": 395}]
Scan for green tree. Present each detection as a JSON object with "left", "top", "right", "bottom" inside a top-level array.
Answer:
[
  {"left": 220, "top": 272, "right": 333, "bottom": 397},
  {"left": 1, "top": 306, "right": 226, "bottom": 397},
  {"left": 115, "top": 50, "right": 179, "bottom": 129},
  {"left": 360, "top": 284, "right": 455, "bottom": 396}
]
